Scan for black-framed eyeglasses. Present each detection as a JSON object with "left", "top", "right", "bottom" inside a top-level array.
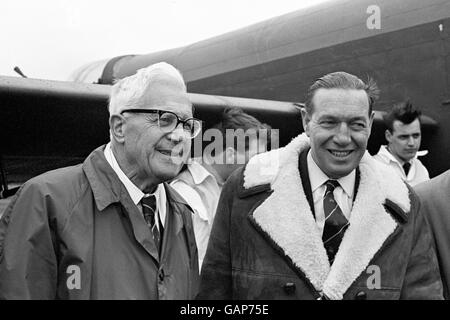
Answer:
[{"left": 120, "top": 109, "right": 202, "bottom": 139}]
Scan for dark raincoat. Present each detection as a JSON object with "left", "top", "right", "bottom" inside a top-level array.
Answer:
[{"left": 0, "top": 146, "right": 199, "bottom": 299}]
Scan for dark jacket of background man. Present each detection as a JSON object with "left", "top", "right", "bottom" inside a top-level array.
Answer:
[
  {"left": 0, "top": 149, "right": 198, "bottom": 299},
  {"left": 415, "top": 170, "right": 450, "bottom": 299}
]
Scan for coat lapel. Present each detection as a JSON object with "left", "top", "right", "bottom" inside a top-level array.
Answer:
[
  {"left": 120, "top": 183, "right": 191, "bottom": 265},
  {"left": 164, "top": 183, "right": 185, "bottom": 236},
  {"left": 322, "top": 153, "right": 402, "bottom": 299},
  {"left": 164, "top": 184, "right": 197, "bottom": 264},
  {"left": 121, "top": 195, "right": 161, "bottom": 262},
  {"left": 244, "top": 133, "right": 411, "bottom": 299},
  {"left": 298, "top": 148, "right": 316, "bottom": 218},
  {"left": 245, "top": 135, "right": 330, "bottom": 292}
]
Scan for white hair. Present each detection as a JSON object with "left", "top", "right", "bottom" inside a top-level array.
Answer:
[{"left": 108, "top": 62, "right": 187, "bottom": 116}]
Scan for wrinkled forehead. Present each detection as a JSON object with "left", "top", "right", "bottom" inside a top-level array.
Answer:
[
  {"left": 140, "top": 80, "right": 193, "bottom": 117},
  {"left": 311, "top": 88, "right": 370, "bottom": 115}
]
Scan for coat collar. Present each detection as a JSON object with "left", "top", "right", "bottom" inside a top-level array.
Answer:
[
  {"left": 83, "top": 145, "right": 122, "bottom": 211},
  {"left": 165, "top": 185, "right": 198, "bottom": 264},
  {"left": 243, "top": 133, "right": 411, "bottom": 299},
  {"left": 83, "top": 146, "right": 196, "bottom": 263}
]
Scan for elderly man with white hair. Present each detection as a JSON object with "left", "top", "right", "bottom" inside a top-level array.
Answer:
[{"left": 0, "top": 62, "right": 201, "bottom": 299}]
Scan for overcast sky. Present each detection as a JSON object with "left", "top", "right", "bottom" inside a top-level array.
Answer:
[{"left": 0, "top": 0, "right": 330, "bottom": 81}]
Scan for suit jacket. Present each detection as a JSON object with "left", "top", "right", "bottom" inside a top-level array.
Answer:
[
  {"left": 415, "top": 170, "right": 450, "bottom": 299},
  {"left": 198, "top": 133, "right": 443, "bottom": 300},
  {"left": 0, "top": 145, "right": 199, "bottom": 299}
]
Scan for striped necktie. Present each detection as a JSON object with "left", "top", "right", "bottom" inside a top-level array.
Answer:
[
  {"left": 322, "top": 180, "right": 349, "bottom": 264},
  {"left": 141, "top": 195, "right": 161, "bottom": 254},
  {"left": 403, "top": 162, "right": 411, "bottom": 176}
]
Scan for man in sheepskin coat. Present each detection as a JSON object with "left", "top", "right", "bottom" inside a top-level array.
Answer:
[{"left": 197, "top": 72, "right": 443, "bottom": 300}]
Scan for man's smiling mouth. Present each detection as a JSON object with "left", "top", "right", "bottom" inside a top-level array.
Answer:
[{"left": 328, "top": 150, "right": 353, "bottom": 158}]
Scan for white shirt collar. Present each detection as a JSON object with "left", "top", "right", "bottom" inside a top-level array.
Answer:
[
  {"left": 187, "top": 160, "right": 213, "bottom": 185},
  {"left": 104, "top": 143, "right": 166, "bottom": 225},
  {"left": 378, "top": 145, "right": 429, "bottom": 166},
  {"left": 307, "top": 150, "right": 355, "bottom": 199},
  {"left": 377, "top": 145, "right": 404, "bottom": 165}
]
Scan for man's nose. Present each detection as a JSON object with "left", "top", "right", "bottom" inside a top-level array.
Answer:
[
  {"left": 334, "top": 123, "right": 351, "bottom": 144},
  {"left": 168, "top": 123, "right": 188, "bottom": 142},
  {"left": 407, "top": 136, "right": 416, "bottom": 146}
]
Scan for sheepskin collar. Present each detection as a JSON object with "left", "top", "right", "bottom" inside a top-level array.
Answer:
[{"left": 243, "top": 133, "right": 411, "bottom": 300}]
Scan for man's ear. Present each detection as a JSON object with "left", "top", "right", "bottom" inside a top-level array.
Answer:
[
  {"left": 385, "top": 129, "right": 392, "bottom": 144},
  {"left": 369, "top": 111, "right": 375, "bottom": 128},
  {"left": 367, "top": 111, "right": 375, "bottom": 136},
  {"left": 300, "top": 108, "right": 310, "bottom": 136},
  {"left": 109, "top": 115, "right": 126, "bottom": 143}
]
